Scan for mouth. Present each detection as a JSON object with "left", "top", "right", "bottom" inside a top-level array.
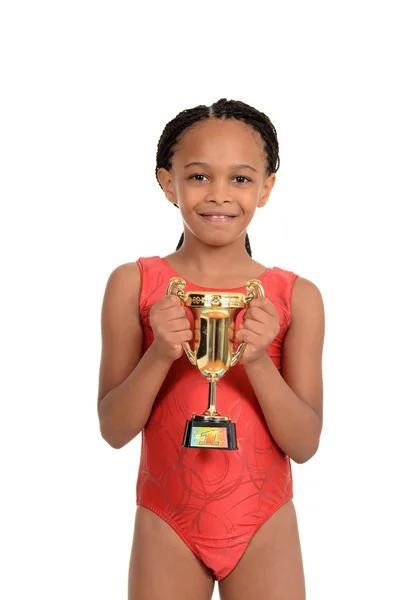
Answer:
[{"left": 198, "top": 213, "right": 238, "bottom": 223}]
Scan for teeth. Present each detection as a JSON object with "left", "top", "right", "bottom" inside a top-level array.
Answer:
[{"left": 204, "top": 215, "right": 232, "bottom": 218}]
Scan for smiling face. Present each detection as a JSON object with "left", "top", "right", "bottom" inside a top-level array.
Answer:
[{"left": 157, "top": 118, "right": 276, "bottom": 250}]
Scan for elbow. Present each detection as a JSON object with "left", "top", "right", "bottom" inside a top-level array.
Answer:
[
  {"left": 102, "top": 433, "right": 125, "bottom": 450},
  {"left": 292, "top": 453, "right": 313, "bottom": 465},
  {"left": 99, "top": 425, "right": 123, "bottom": 449},
  {"left": 291, "top": 438, "right": 320, "bottom": 465},
  {"left": 98, "top": 398, "right": 138, "bottom": 449},
  {"left": 99, "top": 420, "right": 138, "bottom": 450},
  {"left": 292, "top": 418, "right": 322, "bottom": 464}
]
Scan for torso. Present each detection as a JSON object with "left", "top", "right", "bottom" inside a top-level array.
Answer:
[{"left": 134, "top": 255, "right": 300, "bottom": 580}]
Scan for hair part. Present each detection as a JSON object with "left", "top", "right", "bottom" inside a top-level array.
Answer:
[{"left": 156, "top": 98, "right": 280, "bottom": 257}]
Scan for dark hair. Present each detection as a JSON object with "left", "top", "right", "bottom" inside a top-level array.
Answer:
[{"left": 156, "top": 98, "right": 280, "bottom": 257}]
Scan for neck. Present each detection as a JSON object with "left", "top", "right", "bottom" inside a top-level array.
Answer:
[{"left": 171, "top": 231, "right": 254, "bottom": 276}]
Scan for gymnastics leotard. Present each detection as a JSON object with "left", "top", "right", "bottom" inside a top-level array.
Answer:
[{"left": 136, "top": 256, "right": 299, "bottom": 581}]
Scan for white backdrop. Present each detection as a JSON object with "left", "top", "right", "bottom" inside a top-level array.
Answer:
[{"left": 1, "top": 1, "right": 399, "bottom": 598}]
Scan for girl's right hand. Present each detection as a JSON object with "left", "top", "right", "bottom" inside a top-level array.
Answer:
[{"left": 149, "top": 295, "right": 193, "bottom": 362}]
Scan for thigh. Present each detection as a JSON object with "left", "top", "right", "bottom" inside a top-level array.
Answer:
[
  {"left": 128, "top": 506, "right": 215, "bottom": 600},
  {"left": 218, "top": 500, "right": 305, "bottom": 600}
]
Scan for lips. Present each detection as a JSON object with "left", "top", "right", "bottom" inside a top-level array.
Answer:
[
  {"left": 198, "top": 213, "right": 238, "bottom": 224},
  {"left": 199, "top": 213, "right": 238, "bottom": 218}
]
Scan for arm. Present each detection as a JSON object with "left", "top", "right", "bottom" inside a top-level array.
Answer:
[
  {"left": 97, "top": 263, "right": 174, "bottom": 449},
  {"left": 242, "top": 277, "right": 325, "bottom": 464}
]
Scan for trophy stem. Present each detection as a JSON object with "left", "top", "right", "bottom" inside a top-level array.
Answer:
[{"left": 204, "top": 379, "right": 220, "bottom": 417}]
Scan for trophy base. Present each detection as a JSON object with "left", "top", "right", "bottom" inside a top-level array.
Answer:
[{"left": 182, "top": 416, "right": 238, "bottom": 450}]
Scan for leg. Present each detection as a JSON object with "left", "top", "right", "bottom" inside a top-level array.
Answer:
[
  {"left": 218, "top": 500, "right": 305, "bottom": 600},
  {"left": 128, "top": 505, "right": 216, "bottom": 600}
]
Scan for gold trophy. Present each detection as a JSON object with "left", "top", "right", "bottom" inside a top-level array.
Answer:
[{"left": 166, "top": 277, "right": 265, "bottom": 450}]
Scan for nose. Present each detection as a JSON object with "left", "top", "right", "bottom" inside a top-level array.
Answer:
[{"left": 205, "top": 179, "right": 232, "bottom": 205}]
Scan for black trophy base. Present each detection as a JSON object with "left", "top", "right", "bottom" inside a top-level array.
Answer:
[{"left": 182, "top": 417, "right": 238, "bottom": 450}]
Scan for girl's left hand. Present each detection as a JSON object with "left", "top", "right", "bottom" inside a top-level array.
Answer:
[{"left": 235, "top": 298, "right": 281, "bottom": 366}]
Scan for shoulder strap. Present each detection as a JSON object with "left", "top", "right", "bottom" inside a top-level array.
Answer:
[
  {"left": 265, "top": 267, "right": 299, "bottom": 330},
  {"left": 136, "top": 256, "right": 170, "bottom": 310}
]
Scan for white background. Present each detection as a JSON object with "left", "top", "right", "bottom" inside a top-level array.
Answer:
[{"left": 1, "top": 1, "right": 399, "bottom": 598}]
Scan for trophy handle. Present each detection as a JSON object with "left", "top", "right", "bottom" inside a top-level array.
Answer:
[
  {"left": 231, "top": 279, "right": 266, "bottom": 367},
  {"left": 166, "top": 277, "right": 197, "bottom": 366}
]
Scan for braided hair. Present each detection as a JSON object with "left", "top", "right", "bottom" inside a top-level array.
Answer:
[{"left": 155, "top": 99, "right": 280, "bottom": 257}]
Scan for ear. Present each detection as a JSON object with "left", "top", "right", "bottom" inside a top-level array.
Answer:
[
  {"left": 257, "top": 172, "right": 276, "bottom": 208},
  {"left": 157, "top": 167, "right": 177, "bottom": 206}
]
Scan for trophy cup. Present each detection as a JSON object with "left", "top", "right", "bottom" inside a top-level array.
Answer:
[{"left": 166, "top": 277, "right": 265, "bottom": 450}]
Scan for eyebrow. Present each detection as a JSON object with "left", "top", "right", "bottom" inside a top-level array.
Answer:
[{"left": 184, "top": 161, "right": 258, "bottom": 173}]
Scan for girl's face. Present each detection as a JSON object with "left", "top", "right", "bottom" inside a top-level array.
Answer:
[{"left": 157, "top": 118, "right": 276, "bottom": 250}]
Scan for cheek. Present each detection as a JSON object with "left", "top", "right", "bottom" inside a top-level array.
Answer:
[
  {"left": 176, "top": 181, "right": 204, "bottom": 204},
  {"left": 239, "top": 191, "right": 259, "bottom": 213}
]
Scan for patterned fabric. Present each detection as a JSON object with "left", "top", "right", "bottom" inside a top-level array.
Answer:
[{"left": 136, "top": 256, "right": 299, "bottom": 580}]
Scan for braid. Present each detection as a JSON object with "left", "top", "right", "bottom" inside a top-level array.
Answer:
[
  {"left": 156, "top": 105, "right": 210, "bottom": 184},
  {"left": 176, "top": 231, "right": 184, "bottom": 251},
  {"left": 210, "top": 99, "right": 280, "bottom": 175},
  {"left": 245, "top": 233, "right": 252, "bottom": 257},
  {"left": 157, "top": 98, "right": 280, "bottom": 257}
]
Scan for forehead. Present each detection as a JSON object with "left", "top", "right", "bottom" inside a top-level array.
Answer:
[{"left": 172, "top": 118, "right": 265, "bottom": 167}]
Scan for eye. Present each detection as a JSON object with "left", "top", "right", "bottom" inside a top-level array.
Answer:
[
  {"left": 233, "top": 176, "right": 251, "bottom": 184},
  {"left": 189, "top": 173, "right": 208, "bottom": 182}
]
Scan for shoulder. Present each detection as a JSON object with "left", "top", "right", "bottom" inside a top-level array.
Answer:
[
  {"left": 105, "top": 261, "right": 141, "bottom": 291},
  {"left": 101, "top": 262, "right": 142, "bottom": 316},
  {"left": 290, "top": 276, "right": 325, "bottom": 326},
  {"left": 104, "top": 256, "right": 163, "bottom": 287}
]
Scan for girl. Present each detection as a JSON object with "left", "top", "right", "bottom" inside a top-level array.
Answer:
[{"left": 97, "top": 99, "right": 325, "bottom": 600}]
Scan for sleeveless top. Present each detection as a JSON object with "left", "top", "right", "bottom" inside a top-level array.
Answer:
[{"left": 136, "top": 256, "right": 299, "bottom": 532}]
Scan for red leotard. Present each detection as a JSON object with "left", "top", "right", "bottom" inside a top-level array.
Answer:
[{"left": 136, "top": 256, "right": 299, "bottom": 581}]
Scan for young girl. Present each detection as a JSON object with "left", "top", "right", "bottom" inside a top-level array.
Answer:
[{"left": 97, "top": 99, "right": 325, "bottom": 600}]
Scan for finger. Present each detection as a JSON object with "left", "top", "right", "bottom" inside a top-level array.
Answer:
[
  {"left": 240, "top": 318, "right": 265, "bottom": 335},
  {"left": 162, "top": 306, "right": 189, "bottom": 321},
  {"left": 235, "top": 328, "right": 262, "bottom": 344},
  {"left": 248, "top": 298, "right": 279, "bottom": 318},
  {"left": 152, "top": 314, "right": 188, "bottom": 329},
  {"left": 167, "top": 317, "right": 192, "bottom": 332},
  {"left": 158, "top": 295, "right": 183, "bottom": 309},
  {"left": 249, "top": 297, "right": 273, "bottom": 308},
  {"left": 169, "top": 330, "right": 193, "bottom": 343},
  {"left": 244, "top": 306, "right": 270, "bottom": 324}
]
